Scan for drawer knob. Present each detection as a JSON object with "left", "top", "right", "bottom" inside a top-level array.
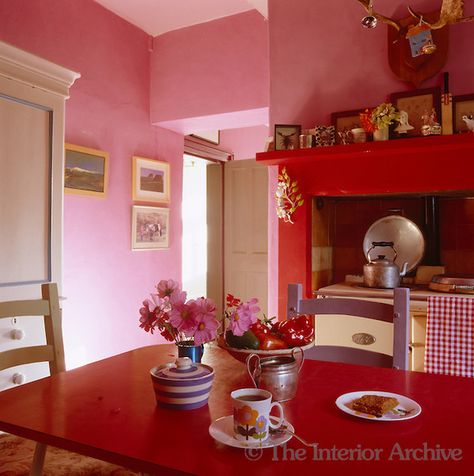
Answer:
[
  {"left": 12, "top": 373, "right": 26, "bottom": 385},
  {"left": 10, "top": 329, "right": 25, "bottom": 340}
]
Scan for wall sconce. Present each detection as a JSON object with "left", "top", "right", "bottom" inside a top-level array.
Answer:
[{"left": 275, "top": 167, "right": 304, "bottom": 224}]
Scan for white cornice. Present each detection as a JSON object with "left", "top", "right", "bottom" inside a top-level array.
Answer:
[{"left": 0, "top": 41, "right": 80, "bottom": 98}]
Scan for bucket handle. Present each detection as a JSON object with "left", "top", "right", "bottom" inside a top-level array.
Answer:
[
  {"left": 246, "top": 353, "right": 261, "bottom": 388},
  {"left": 291, "top": 347, "right": 305, "bottom": 373}
]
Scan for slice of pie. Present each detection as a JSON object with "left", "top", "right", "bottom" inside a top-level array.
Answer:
[{"left": 351, "top": 394, "right": 399, "bottom": 417}]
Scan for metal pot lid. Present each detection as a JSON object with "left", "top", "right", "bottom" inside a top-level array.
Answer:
[{"left": 363, "top": 215, "right": 425, "bottom": 273}]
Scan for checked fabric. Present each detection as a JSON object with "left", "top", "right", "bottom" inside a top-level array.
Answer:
[{"left": 425, "top": 296, "right": 474, "bottom": 377}]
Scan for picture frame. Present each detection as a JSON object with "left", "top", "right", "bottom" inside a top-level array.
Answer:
[
  {"left": 331, "top": 108, "right": 367, "bottom": 133},
  {"left": 274, "top": 124, "right": 301, "bottom": 151},
  {"left": 64, "top": 143, "right": 109, "bottom": 197},
  {"left": 453, "top": 94, "right": 474, "bottom": 134},
  {"left": 190, "top": 130, "right": 220, "bottom": 145},
  {"left": 132, "top": 205, "right": 169, "bottom": 250},
  {"left": 390, "top": 87, "right": 441, "bottom": 137},
  {"left": 132, "top": 156, "right": 170, "bottom": 203}
]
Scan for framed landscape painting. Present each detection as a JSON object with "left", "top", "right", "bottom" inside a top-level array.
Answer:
[
  {"left": 64, "top": 143, "right": 109, "bottom": 197},
  {"left": 132, "top": 156, "right": 170, "bottom": 203},
  {"left": 132, "top": 205, "right": 169, "bottom": 250}
]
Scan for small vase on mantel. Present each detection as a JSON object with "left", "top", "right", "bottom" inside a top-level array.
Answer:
[
  {"left": 373, "top": 127, "right": 389, "bottom": 141},
  {"left": 176, "top": 340, "right": 204, "bottom": 363}
]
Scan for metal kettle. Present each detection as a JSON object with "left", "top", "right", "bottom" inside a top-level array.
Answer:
[{"left": 363, "top": 241, "right": 408, "bottom": 289}]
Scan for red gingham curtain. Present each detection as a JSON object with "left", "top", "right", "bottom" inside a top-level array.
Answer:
[{"left": 425, "top": 296, "right": 474, "bottom": 378}]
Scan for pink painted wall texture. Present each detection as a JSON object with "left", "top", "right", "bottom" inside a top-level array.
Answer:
[
  {"left": 0, "top": 0, "right": 183, "bottom": 368},
  {"left": 269, "top": 0, "right": 474, "bottom": 128},
  {"left": 150, "top": 10, "right": 270, "bottom": 132}
]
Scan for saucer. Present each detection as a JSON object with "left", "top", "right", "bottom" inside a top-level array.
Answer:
[{"left": 209, "top": 415, "right": 294, "bottom": 448}]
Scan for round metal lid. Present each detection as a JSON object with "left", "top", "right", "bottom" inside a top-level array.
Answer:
[{"left": 363, "top": 215, "right": 425, "bottom": 273}]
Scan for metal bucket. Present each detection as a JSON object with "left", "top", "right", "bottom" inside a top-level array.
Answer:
[{"left": 246, "top": 348, "right": 304, "bottom": 402}]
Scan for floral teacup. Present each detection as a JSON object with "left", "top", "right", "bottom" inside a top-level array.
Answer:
[{"left": 231, "top": 388, "right": 284, "bottom": 444}]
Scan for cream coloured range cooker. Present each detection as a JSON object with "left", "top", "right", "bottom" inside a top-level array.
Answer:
[{"left": 314, "top": 278, "right": 474, "bottom": 372}]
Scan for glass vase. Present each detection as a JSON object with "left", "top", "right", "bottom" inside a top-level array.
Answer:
[{"left": 176, "top": 340, "right": 204, "bottom": 363}]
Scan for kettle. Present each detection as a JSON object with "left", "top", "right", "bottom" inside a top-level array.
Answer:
[{"left": 363, "top": 241, "right": 408, "bottom": 289}]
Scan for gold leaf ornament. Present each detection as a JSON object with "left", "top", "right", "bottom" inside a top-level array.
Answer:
[{"left": 275, "top": 167, "right": 304, "bottom": 224}]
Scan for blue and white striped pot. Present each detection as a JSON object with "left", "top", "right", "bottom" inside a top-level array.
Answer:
[{"left": 150, "top": 357, "right": 214, "bottom": 410}]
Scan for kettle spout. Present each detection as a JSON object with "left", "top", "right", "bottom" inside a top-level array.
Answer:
[{"left": 400, "top": 262, "right": 408, "bottom": 277}]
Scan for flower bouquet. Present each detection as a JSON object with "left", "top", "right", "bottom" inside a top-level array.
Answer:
[
  {"left": 360, "top": 103, "right": 401, "bottom": 140},
  {"left": 139, "top": 279, "right": 219, "bottom": 347},
  {"left": 220, "top": 294, "right": 315, "bottom": 362}
]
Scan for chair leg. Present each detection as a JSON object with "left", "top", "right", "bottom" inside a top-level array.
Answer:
[{"left": 30, "top": 442, "right": 47, "bottom": 476}]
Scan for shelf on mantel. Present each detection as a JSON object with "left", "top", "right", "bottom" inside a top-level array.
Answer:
[{"left": 256, "top": 133, "right": 474, "bottom": 166}]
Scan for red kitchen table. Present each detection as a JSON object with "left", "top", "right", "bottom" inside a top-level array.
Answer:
[{"left": 0, "top": 344, "right": 473, "bottom": 475}]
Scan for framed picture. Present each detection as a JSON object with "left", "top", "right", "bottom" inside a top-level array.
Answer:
[
  {"left": 453, "top": 94, "right": 474, "bottom": 134},
  {"left": 132, "top": 156, "right": 170, "bottom": 203},
  {"left": 331, "top": 109, "right": 367, "bottom": 133},
  {"left": 64, "top": 143, "right": 109, "bottom": 197},
  {"left": 132, "top": 205, "right": 169, "bottom": 250},
  {"left": 390, "top": 87, "right": 441, "bottom": 137},
  {"left": 274, "top": 124, "right": 301, "bottom": 151},
  {"left": 190, "top": 130, "right": 220, "bottom": 145}
]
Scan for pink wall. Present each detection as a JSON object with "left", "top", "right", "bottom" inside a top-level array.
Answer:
[
  {"left": 269, "top": 0, "right": 474, "bottom": 128},
  {"left": 150, "top": 10, "right": 270, "bottom": 133},
  {"left": 220, "top": 125, "right": 269, "bottom": 160},
  {"left": 0, "top": 0, "right": 183, "bottom": 367}
]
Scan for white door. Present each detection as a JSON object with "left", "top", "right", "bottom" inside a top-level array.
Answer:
[
  {"left": 224, "top": 159, "right": 268, "bottom": 315},
  {"left": 0, "top": 42, "right": 78, "bottom": 390}
]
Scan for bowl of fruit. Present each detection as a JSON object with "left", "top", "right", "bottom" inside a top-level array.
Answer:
[{"left": 218, "top": 294, "right": 315, "bottom": 363}]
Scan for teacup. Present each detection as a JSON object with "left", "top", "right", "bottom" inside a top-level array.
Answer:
[{"left": 231, "top": 388, "right": 284, "bottom": 444}]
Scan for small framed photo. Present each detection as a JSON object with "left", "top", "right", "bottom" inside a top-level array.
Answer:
[
  {"left": 64, "top": 143, "right": 109, "bottom": 197},
  {"left": 190, "top": 130, "right": 220, "bottom": 145},
  {"left": 390, "top": 87, "right": 441, "bottom": 137},
  {"left": 274, "top": 124, "right": 301, "bottom": 151},
  {"left": 453, "top": 94, "right": 474, "bottom": 134},
  {"left": 132, "top": 205, "right": 169, "bottom": 250},
  {"left": 132, "top": 156, "right": 170, "bottom": 203},
  {"left": 331, "top": 109, "right": 367, "bottom": 133}
]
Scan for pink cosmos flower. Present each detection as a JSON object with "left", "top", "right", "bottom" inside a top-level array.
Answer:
[
  {"left": 168, "top": 291, "right": 197, "bottom": 334},
  {"left": 227, "top": 298, "right": 260, "bottom": 336},
  {"left": 156, "top": 279, "right": 180, "bottom": 299},
  {"left": 193, "top": 297, "right": 218, "bottom": 345},
  {"left": 139, "top": 300, "right": 157, "bottom": 333}
]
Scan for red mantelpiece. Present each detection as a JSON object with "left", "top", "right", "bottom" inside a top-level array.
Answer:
[{"left": 256, "top": 134, "right": 474, "bottom": 318}]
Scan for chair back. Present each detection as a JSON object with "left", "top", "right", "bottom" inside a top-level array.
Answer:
[
  {"left": 0, "top": 283, "right": 65, "bottom": 375},
  {"left": 287, "top": 284, "right": 410, "bottom": 370}
]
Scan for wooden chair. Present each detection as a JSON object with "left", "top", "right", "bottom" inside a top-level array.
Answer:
[
  {"left": 287, "top": 283, "right": 410, "bottom": 370},
  {"left": 0, "top": 283, "right": 64, "bottom": 475}
]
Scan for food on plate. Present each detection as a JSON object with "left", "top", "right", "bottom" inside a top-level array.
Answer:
[{"left": 351, "top": 394, "right": 399, "bottom": 417}]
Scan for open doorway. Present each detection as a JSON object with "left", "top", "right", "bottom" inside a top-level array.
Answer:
[{"left": 181, "top": 154, "right": 214, "bottom": 299}]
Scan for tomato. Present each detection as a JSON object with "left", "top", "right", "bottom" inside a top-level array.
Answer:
[{"left": 259, "top": 334, "right": 288, "bottom": 350}]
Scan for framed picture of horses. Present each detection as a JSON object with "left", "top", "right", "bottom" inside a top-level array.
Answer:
[
  {"left": 132, "top": 205, "right": 169, "bottom": 250},
  {"left": 132, "top": 156, "right": 170, "bottom": 203}
]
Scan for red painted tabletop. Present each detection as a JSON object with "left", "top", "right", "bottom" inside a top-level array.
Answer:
[{"left": 0, "top": 344, "right": 473, "bottom": 475}]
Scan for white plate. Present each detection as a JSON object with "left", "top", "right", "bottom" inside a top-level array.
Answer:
[
  {"left": 209, "top": 415, "right": 294, "bottom": 448},
  {"left": 336, "top": 391, "right": 422, "bottom": 421}
]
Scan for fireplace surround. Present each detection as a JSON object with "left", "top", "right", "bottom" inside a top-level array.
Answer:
[{"left": 257, "top": 133, "right": 474, "bottom": 317}]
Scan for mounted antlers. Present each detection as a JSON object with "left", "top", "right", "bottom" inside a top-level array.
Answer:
[
  {"left": 357, "top": 0, "right": 474, "bottom": 31},
  {"left": 408, "top": 0, "right": 474, "bottom": 30}
]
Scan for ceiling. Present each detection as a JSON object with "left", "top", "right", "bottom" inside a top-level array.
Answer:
[{"left": 94, "top": 0, "right": 267, "bottom": 37}]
